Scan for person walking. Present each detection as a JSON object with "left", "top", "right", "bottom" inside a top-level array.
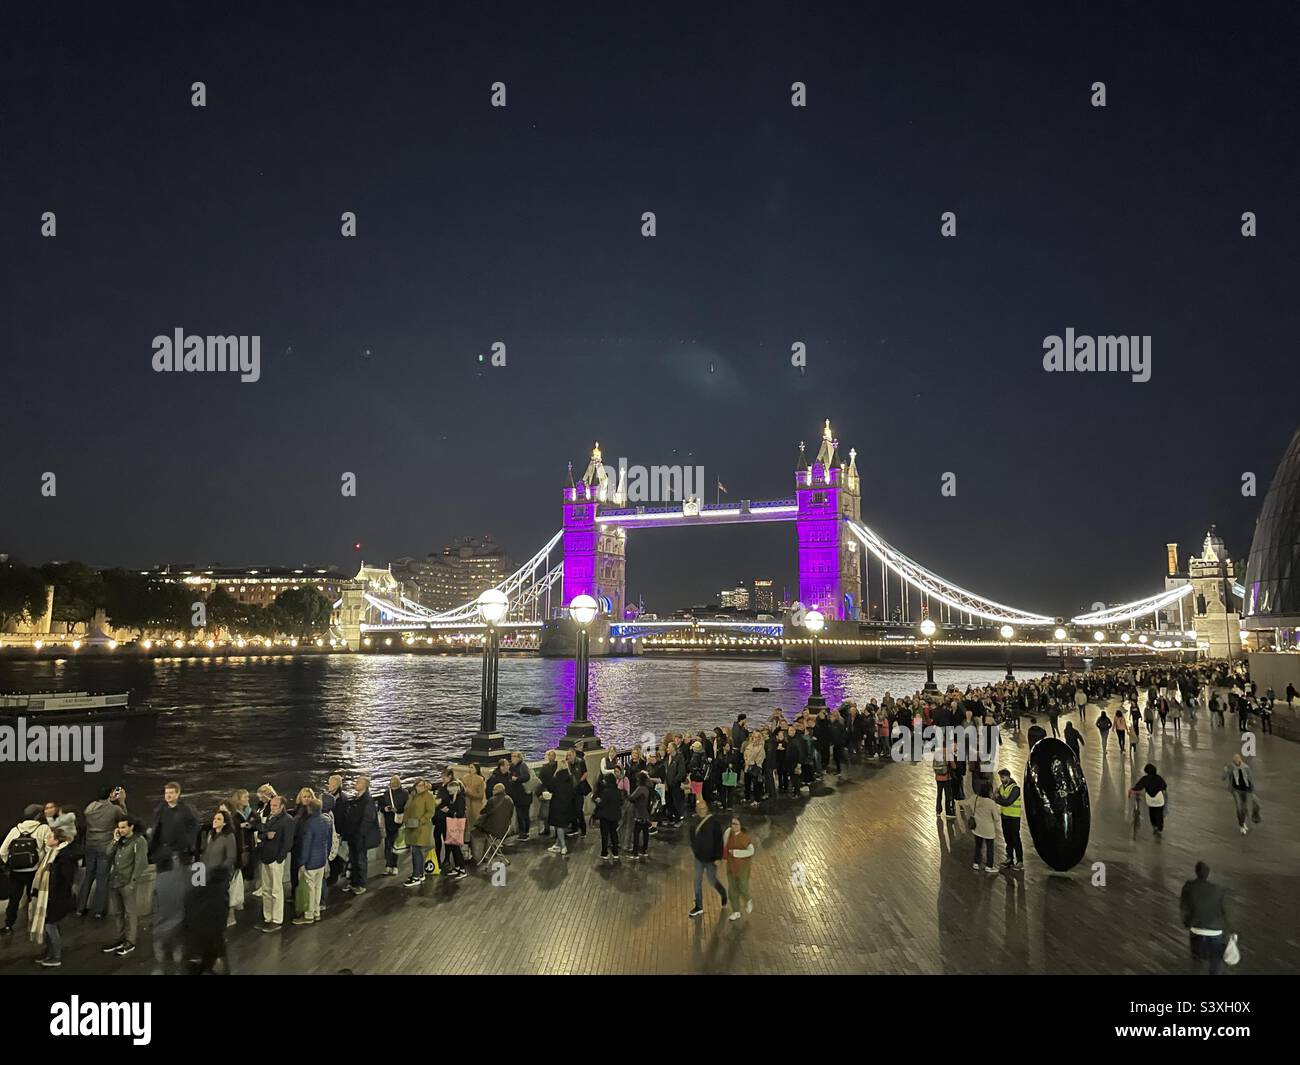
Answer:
[
  {"left": 1223, "top": 755, "right": 1261, "bottom": 835},
  {"left": 30, "top": 828, "right": 75, "bottom": 967},
  {"left": 1095, "top": 710, "right": 1112, "bottom": 754},
  {"left": 687, "top": 800, "right": 728, "bottom": 919},
  {"left": 1180, "top": 861, "right": 1232, "bottom": 975},
  {"left": 1113, "top": 708, "right": 1127, "bottom": 752},
  {"left": 722, "top": 815, "right": 755, "bottom": 921},
  {"left": 77, "top": 786, "right": 127, "bottom": 918},
  {"left": 969, "top": 780, "right": 999, "bottom": 873},
  {"left": 993, "top": 769, "right": 1024, "bottom": 870},
  {"left": 1063, "top": 721, "right": 1084, "bottom": 761},
  {"left": 1130, "top": 763, "right": 1169, "bottom": 836},
  {"left": 1169, "top": 698, "right": 1182, "bottom": 736}
]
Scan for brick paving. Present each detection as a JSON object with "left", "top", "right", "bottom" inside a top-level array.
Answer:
[{"left": 3, "top": 698, "right": 1297, "bottom": 975}]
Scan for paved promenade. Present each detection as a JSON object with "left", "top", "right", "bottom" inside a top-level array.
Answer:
[{"left": 3, "top": 699, "right": 1297, "bottom": 975}]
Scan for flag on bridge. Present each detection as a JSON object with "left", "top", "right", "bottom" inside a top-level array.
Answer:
[{"left": 717, "top": 479, "right": 728, "bottom": 494}]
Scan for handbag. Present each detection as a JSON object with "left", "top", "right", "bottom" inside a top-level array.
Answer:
[
  {"left": 444, "top": 817, "right": 466, "bottom": 847},
  {"left": 389, "top": 788, "right": 404, "bottom": 825},
  {"left": 1223, "top": 934, "right": 1240, "bottom": 966},
  {"left": 966, "top": 796, "right": 979, "bottom": 832},
  {"left": 541, "top": 791, "right": 553, "bottom": 802}
]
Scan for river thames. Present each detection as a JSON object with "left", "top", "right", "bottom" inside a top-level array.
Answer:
[{"left": 0, "top": 654, "right": 1009, "bottom": 816}]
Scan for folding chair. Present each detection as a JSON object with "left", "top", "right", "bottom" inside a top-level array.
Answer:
[{"left": 478, "top": 830, "right": 511, "bottom": 868}]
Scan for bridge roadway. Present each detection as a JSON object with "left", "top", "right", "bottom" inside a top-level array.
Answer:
[{"left": 3, "top": 698, "right": 1297, "bottom": 975}]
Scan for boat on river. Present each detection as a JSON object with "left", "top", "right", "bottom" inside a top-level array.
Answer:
[{"left": 0, "top": 691, "right": 151, "bottom": 722}]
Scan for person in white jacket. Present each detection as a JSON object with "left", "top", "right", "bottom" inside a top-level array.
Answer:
[
  {"left": 722, "top": 817, "right": 756, "bottom": 922},
  {"left": 970, "top": 780, "right": 1000, "bottom": 872},
  {"left": 2, "top": 804, "right": 54, "bottom": 935}
]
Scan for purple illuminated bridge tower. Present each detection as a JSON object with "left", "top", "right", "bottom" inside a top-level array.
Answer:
[
  {"left": 795, "top": 423, "right": 863, "bottom": 621},
  {"left": 558, "top": 423, "right": 861, "bottom": 633}
]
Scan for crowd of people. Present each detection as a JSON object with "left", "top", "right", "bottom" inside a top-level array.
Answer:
[{"left": 0, "top": 657, "right": 1278, "bottom": 973}]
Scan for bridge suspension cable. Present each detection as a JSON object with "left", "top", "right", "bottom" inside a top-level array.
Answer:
[
  {"left": 363, "top": 530, "right": 565, "bottom": 626},
  {"left": 846, "top": 519, "right": 1055, "bottom": 625},
  {"left": 1067, "top": 583, "right": 1193, "bottom": 626}
]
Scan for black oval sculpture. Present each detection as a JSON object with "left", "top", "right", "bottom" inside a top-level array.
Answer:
[{"left": 1022, "top": 736, "right": 1091, "bottom": 871}]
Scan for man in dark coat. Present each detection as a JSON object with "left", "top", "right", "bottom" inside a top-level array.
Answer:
[
  {"left": 545, "top": 768, "right": 576, "bottom": 855},
  {"left": 471, "top": 783, "right": 515, "bottom": 863},
  {"left": 148, "top": 781, "right": 199, "bottom": 870},
  {"left": 1180, "top": 861, "right": 1231, "bottom": 974},
  {"left": 508, "top": 752, "right": 533, "bottom": 841},
  {"left": 343, "top": 776, "right": 380, "bottom": 892},
  {"left": 687, "top": 800, "right": 727, "bottom": 918},
  {"left": 594, "top": 773, "right": 623, "bottom": 860}
]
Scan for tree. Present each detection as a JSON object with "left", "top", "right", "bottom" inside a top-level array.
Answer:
[
  {"left": 41, "top": 561, "right": 103, "bottom": 634},
  {"left": 0, "top": 562, "right": 48, "bottom": 632},
  {"left": 270, "top": 587, "right": 333, "bottom": 637}
]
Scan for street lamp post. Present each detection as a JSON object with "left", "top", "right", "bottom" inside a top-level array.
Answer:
[
  {"left": 463, "top": 588, "right": 510, "bottom": 764},
  {"left": 1054, "top": 626, "right": 1068, "bottom": 672},
  {"left": 1093, "top": 630, "right": 1106, "bottom": 664},
  {"left": 1000, "top": 624, "right": 1015, "bottom": 681},
  {"left": 805, "top": 608, "right": 826, "bottom": 709},
  {"left": 920, "top": 618, "right": 938, "bottom": 692},
  {"left": 560, "top": 594, "right": 602, "bottom": 751}
]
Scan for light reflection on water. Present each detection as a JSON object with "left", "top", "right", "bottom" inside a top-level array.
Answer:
[{"left": 0, "top": 655, "right": 1007, "bottom": 815}]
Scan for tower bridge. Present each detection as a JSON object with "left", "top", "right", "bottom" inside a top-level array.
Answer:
[{"left": 344, "top": 420, "right": 1239, "bottom": 660}]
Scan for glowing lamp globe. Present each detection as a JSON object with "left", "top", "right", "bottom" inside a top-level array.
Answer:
[
  {"left": 804, "top": 608, "right": 825, "bottom": 634},
  {"left": 569, "top": 594, "right": 599, "bottom": 627},
  {"left": 999, "top": 624, "right": 1014, "bottom": 641},
  {"left": 1053, "top": 627, "right": 1067, "bottom": 641},
  {"left": 1138, "top": 634, "right": 1148, "bottom": 644},
  {"left": 919, "top": 619, "right": 937, "bottom": 638},
  {"left": 1093, "top": 630, "right": 1105, "bottom": 642},
  {"left": 1120, "top": 632, "right": 1131, "bottom": 643},
  {"left": 476, "top": 588, "right": 509, "bottom": 626}
]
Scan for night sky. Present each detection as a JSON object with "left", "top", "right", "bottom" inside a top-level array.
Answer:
[{"left": 3, "top": 1, "right": 1297, "bottom": 616}]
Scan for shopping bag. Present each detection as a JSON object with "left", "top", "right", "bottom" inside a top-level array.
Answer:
[
  {"left": 293, "top": 877, "right": 311, "bottom": 917},
  {"left": 392, "top": 825, "right": 408, "bottom": 853},
  {"left": 445, "top": 817, "right": 466, "bottom": 847},
  {"left": 1223, "top": 934, "right": 1240, "bottom": 966}
]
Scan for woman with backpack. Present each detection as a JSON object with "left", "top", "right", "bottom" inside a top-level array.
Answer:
[{"left": 1, "top": 804, "right": 53, "bottom": 936}]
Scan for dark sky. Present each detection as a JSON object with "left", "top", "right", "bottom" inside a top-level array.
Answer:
[{"left": 3, "top": 1, "right": 1297, "bottom": 617}]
